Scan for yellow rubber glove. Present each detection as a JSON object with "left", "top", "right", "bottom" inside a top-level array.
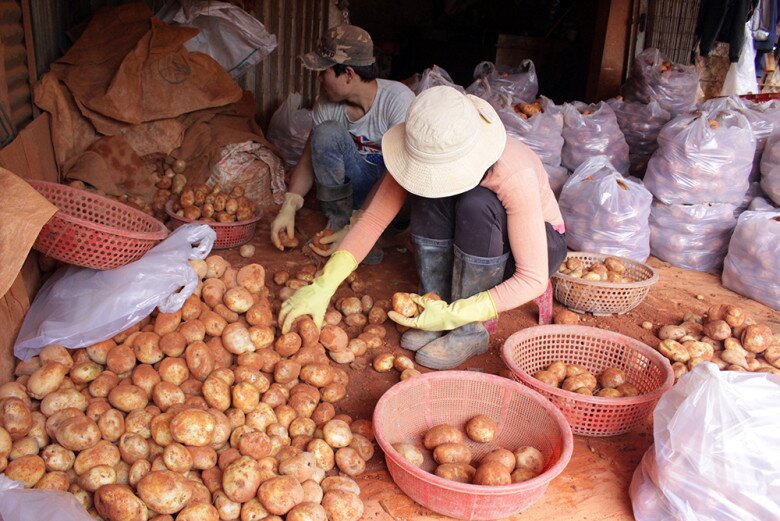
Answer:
[
  {"left": 388, "top": 292, "right": 497, "bottom": 331},
  {"left": 271, "top": 192, "right": 304, "bottom": 251},
  {"left": 278, "top": 250, "right": 357, "bottom": 333},
  {"left": 310, "top": 210, "right": 364, "bottom": 257}
]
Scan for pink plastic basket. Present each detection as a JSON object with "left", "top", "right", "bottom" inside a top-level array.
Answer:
[
  {"left": 501, "top": 325, "right": 674, "bottom": 437},
  {"left": 165, "top": 200, "right": 262, "bottom": 250},
  {"left": 28, "top": 180, "right": 168, "bottom": 270},
  {"left": 373, "top": 371, "right": 573, "bottom": 520}
]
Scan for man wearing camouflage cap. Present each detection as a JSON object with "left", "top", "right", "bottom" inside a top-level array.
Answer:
[{"left": 270, "top": 24, "right": 414, "bottom": 263}]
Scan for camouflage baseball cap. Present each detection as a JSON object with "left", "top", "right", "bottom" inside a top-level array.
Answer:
[{"left": 300, "top": 24, "right": 375, "bottom": 71}]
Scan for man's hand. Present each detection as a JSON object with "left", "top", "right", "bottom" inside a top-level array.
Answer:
[
  {"left": 271, "top": 193, "right": 304, "bottom": 250},
  {"left": 310, "top": 210, "right": 363, "bottom": 257},
  {"left": 387, "top": 292, "right": 497, "bottom": 331}
]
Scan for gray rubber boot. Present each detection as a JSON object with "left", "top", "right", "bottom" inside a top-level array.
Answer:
[
  {"left": 415, "top": 246, "right": 509, "bottom": 370},
  {"left": 400, "top": 236, "right": 453, "bottom": 351}
]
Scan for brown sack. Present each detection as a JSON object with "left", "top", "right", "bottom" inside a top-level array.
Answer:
[
  {"left": 50, "top": 3, "right": 243, "bottom": 126},
  {"left": 0, "top": 169, "right": 57, "bottom": 298},
  {"left": 62, "top": 135, "right": 157, "bottom": 200}
]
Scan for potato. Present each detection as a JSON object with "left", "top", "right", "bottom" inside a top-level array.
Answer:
[
  {"left": 720, "top": 349, "right": 749, "bottom": 369},
  {"left": 349, "top": 433, "right": 374, "bottom": 462},
  {"left": 598, "top": 368, "right": 626, "bottom": 389},
  {"left": 431, "top": 442, "right": 471, "bottom": 465},
  {"left": 565, "top": 364, "right": 587, "bottom": 378},
  {"left": 218, "top": 455, "right": 262, "bottom": 502},
  {"left": 474, "top": 460, "right": 512, "bottom": 486},
  {"left": 108, "top": 384, "right": 149, "bottom": 412},
  {"left": 392, "top": 293, "right": 418, "bottom": 317},
  {"left": 74, "top": 440, "right": 120, "bottom": 475},
  {"left": 391, "top": 443, "right": 424, "bottom": 467},
  {"left": 70, "top": 361, "right": 102, "bottom": 385},
  {"left": 170, "top": 409, "right": 216, "bottom": 446},
  {"left": 274, "top": 332, "right": 302, "bottom": 357},
  {"left": 400, "top": 368, "right": 422, "bottom": 380},
  {"left": 616, "top": 383, "right": 640, "bottom": 397},
  {"left": 137, "top": 470, "right": 192, "bottom": 514},
  {"left": 561, "top": 373, "right": 597, "bottom": 392},
  {"left": 471, "top": 445, "right": 512, "bottom": 470},
  {"left": 604, "top": 257, "right": 626, "bottom": 274},
  {"left": 152, "top": 381, "right": 185, "bottom": 411},
  {"left": 320, "top": 325, "right": 349, "bottom": 353},
  {"left": 320, "top": 382, "right": 346, "bottom": 403},
  {"left": 41, "top": 443, "right": 74, "bottom": 472},
  {"left": 423, "top": 424, "right": 463, "bottom": 449},
  {"left": 703, "top": 320, "right": 731, "bottom": 341},
  {"left": 300, "top": 364, "right": 333, "bottom": 387},
  {"left": 40, "top": 388, "right": 88, "bottom": 416},
  {"left": 657, "top": 339, "right": 690, "bottom": 363},
  {"left": 672, "top": 362, "right": 688, "bottom": 380},
  {"left": 118, "top": 432, "right": 150, "bottom": 464},
  {"left": 5, "top": 454, "right": 45, "bottom": 487},
  {"left": 741, "top": 324, "right": 773, "bottom": 354},
  {"left": 658, "top": 325, "right": 686, "bottom": 341},
  {"left": 511, "top": 467, "right": 538, "bottom": 483},
  {"left": 513, "top": 446, "right": 545, "bottom": 473},
  {"left": 79, "top": 464, "right": 117, "bottom": 492},
  {"left": 27, "top": 362, "right": 69, "bottom": 399},
  {"left": 10, "top": 436, "right": 39, "bottom": 459},
  {"left": 544, "top": 361, "right": 567, "bottom": 383},
  {"left": 94, "top": 484, "right": 148, "bottom": 521},
  {"left": 320, "top": 475, "right": 361, "bottom": 496},
  {"left": 177, "top": 504, "right": 219, "bottom": 521},
  {"left": 279, "top": 451, "right": 318, "bottom": 482},
  {"left": 56, "top": 415, "right": 101, "bottom": 451},
  {"left": 223, "top": 287, "right": 254, "bottom": 314},
  {"left": 35, "top": 470, "right": 70, "bottom": 490},
  {"left": 463, "top": 415, "right": 497, "bottom": 443},
  {"left": 323, "top": 419, "right": 353, "bottom": 448},
  {"left": 335, "top": 446, "right": 365, "bottom": 476},
  {"left": 236, "top": 264, "right": 265, "bottom": 293},
  {"left": 321, "top": 490, "right": 364, "bottom": 521},
  {"left": 553, "top": 309, "right": 579, "bottom": 325},
  {"left": 435, "top": 463, "right": 476, "bottom": 483},
  {"left": 258, "top": 475, "right": 304, "bottom": 515},
  {"left": 372, "top": 353, "right": 395, "bottom": 372}
]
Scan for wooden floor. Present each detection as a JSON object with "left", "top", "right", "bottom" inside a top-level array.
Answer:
[{"left": 356, "top": 419, "right": 652, "bottom": 520}]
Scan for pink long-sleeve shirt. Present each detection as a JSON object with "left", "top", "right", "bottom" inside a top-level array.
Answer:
[{"left": 339, "top": 138, "right": 565, "bottom": 313}]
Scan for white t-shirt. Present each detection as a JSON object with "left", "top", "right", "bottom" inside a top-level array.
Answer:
[{"left": 313, "top": 79, "right": 414, "bottom": 165}]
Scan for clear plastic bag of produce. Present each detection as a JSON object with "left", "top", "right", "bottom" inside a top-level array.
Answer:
[
  {"left": 558, "top": 155, "right": 652, "bottom": 261},
  {"left": 702, "top": 95, "right": 780, "bottom": 181},
  {"left": 630, "top": 363, "right": 780, "bottom": 521},
  {"left": 621, "top": 48, "right": 699, "bottom": 116},
  {"left": 267, "top": 92, "right": 313, "bottom": 170},
  {"left": 760, "top": 128, "right": 780, "bottom": 205},
  {"left": 465, "top": 60, "right": 538, "bottom": 106},
  {"left": 157, "top": 0, "right": 277, "bottom": 78},
  {"left": 0, "top": 475, "right": 92, "bottom": 521},
  {"left": 649, "top": 200, "right": 737, "bottom": 272},
  {"left": 606, "top": 98, "right": 671, "bottom": 177},
  {"left": 722, "top": 210, "right": 780, "bottom": 310},
  {"left": 561, "top": 101, "right": 630, "bottom": 174},
  {"left": 644, "top": 109, "right": 756, "bottom": 205},
  {"left": 13, "top": 223, "right": 216, "bottom": 361},
  {"left": 414, "top": 64, "right": 465, "bottom": 94},
  {"left": 496, "top": 96, "right": 563, "bottom": 166},
  {"left": 544, "top": 164, "right": 569, "bottom": 198}
]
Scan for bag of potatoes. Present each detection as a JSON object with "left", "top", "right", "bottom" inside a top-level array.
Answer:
[
  {"left": 561, "top": 101, "right": 630, "bottom": 174},
  {"left": 621, "top": 48, "right": 699, "bottom": 117},
  {"left": 760, "top": 128, "right": 780, "bottom": 206},
  {"left": 558, "top": 155, "right": 652, "bottom": 261},
  {"left": 722, "top": 210, "right": 780, "bottom": 310}
]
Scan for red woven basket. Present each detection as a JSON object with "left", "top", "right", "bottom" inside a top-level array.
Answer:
[
  {"left": 165, "top": 200, "right": 262, "bottom": 250},
  {"left": 373, "top": 371, "right": 573, "bottom": 521},
  {"left": 28, "top": 180, "right": 169, "bottom": 270},
  {"left": 501, "top": 325, "right": 674, "bottom": 437}
]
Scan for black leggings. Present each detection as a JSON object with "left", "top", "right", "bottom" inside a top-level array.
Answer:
[{"left": 409, "top": 186, "right": 567, "bottom": 277}]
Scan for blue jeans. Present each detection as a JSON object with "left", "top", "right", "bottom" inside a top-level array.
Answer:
[{"left": 310, "top": 121, "right": 385, "bottom": 209}]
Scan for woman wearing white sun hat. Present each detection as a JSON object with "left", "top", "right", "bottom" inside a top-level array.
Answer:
[{"left": 279, "top": 86, "right": 567, "bottom": 369}]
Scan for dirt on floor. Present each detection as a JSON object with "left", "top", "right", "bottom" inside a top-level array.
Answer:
[{"left": 224, "top": 205, "right": 779, "bottom": 520}]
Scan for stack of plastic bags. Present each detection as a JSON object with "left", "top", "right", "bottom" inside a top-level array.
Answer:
[
  {"left": 466, "top": 60, "right": 538, "bottom": 106},
  {"left": 558, "top": 155, "right": 652, "bottom": 261},
  {"left": 722, "top": 210, "right": 780, "bottom": 310},
  {"left": 621, "top": 48, "right": 699, "bottom": 117},
  {"left": 643, "top": 109, "right": 756, "bottom": 271},
  {"left": 760, "top": 129, "right": 780, "bottom": 205},
  {"left": 561, "top": 101, "right": 630, "bottom": 174},
  {"left": 607, "top": 98, "right": 671, "bottom": 177}
]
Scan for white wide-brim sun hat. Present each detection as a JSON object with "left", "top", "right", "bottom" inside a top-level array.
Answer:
[{"left": 382, "top": 85, "right": 507, "bottom": 198}]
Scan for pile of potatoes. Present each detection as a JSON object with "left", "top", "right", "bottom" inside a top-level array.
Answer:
[
  {"left": 533, "top": 362, "right": 640, "bottom": 398},
  {"left": 651, "top": 303, "right": 780, "bottom": 382},
  {"left": 169, "top": 182, "right": 257, "bottom": 224},
  {"left": 0, "top": 254, "right": 373, "bottom": 521},
  {"left": 511, "top": 99, "right": 544, "bottom": 120},
  {"left": 392, "top": 417, "right": 546, "bottom": 485},
  {"left": 557, "top": 256, "right": 632, "bottom": 283}
]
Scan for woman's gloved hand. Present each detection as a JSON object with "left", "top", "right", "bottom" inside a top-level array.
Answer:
[
  {"left": 271, "top": 192, "right": 304, "bottom": 251},
  {"left": 278, "top": 250, "right": 357, "bottom": 332},
  {"left": 310, "top": 210, "right": 364, "bottom": 257},
  {"left": 388, "top": 292, "right": 497, "bottom": 331}
]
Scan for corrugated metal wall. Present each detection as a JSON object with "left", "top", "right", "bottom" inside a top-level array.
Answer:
[
  {"left": 646, "top": 0, "right": 700, "bottom": 64},
  {"left": 247, "top": 0, "right": 333, "bottom": 128},
  {"left": 0, "top": 0, "right": 33, "bottom": 144}
]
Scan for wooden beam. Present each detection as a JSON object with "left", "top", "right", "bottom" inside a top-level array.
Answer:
[
  {"left": 19, "top": 0, "right": 39, "bottom": 118},
  {"left": 586, "top": 0, "right": 634, "bottom": 102}
]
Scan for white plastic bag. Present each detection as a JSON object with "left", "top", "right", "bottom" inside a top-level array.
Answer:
[
  {"left": 157, "top": 0, "right": 277, "bottom": 78},
  {"left": 561, "top": 101, "right": 630, "bottom": 174},
  {"left": 543, "top": 164, "right": 568, "bottom": 198},
  {"left": 649, "top": 201, "right": 737, "bottom": 272},
  {"left": 267, "top": 93, "right": 313, "bottom": 170},
  {"left": 630, "top": 363, "right": 780, "bottom": 521},
  {"left": 414, "top": 65, "right": 465, "bottom": 94},
  {"left": 13, "top": 224, "right": 216, "bottom": 360},
  {"left": 465, "top": 60, "right": 539, "bottom": 106},
  {"left": 621, "top": 48, "right": 699, "bottom": 116},
  {"left": 644, "top": 109, "right": 756, "bottom": 205},
  {"left": 722, "top": 210, "right": 780, "bottom": 310},
  {"left": 0, "top": 474, "right": 92, "bottom": 521},
  {"left": 558, "top": 156, "right": 652, "bottom": 261},
  {"left": 720, "top": 23, "right": 759, "bottom": 97},
  {"left": 760, "top": 129, "right": 780, "bottom": 205},
  {"left": 607, "top": 98, "right": 671, "bottom": 177},
  {"left": 497, "top": 96, "right": 564, "bottom": 167}
]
